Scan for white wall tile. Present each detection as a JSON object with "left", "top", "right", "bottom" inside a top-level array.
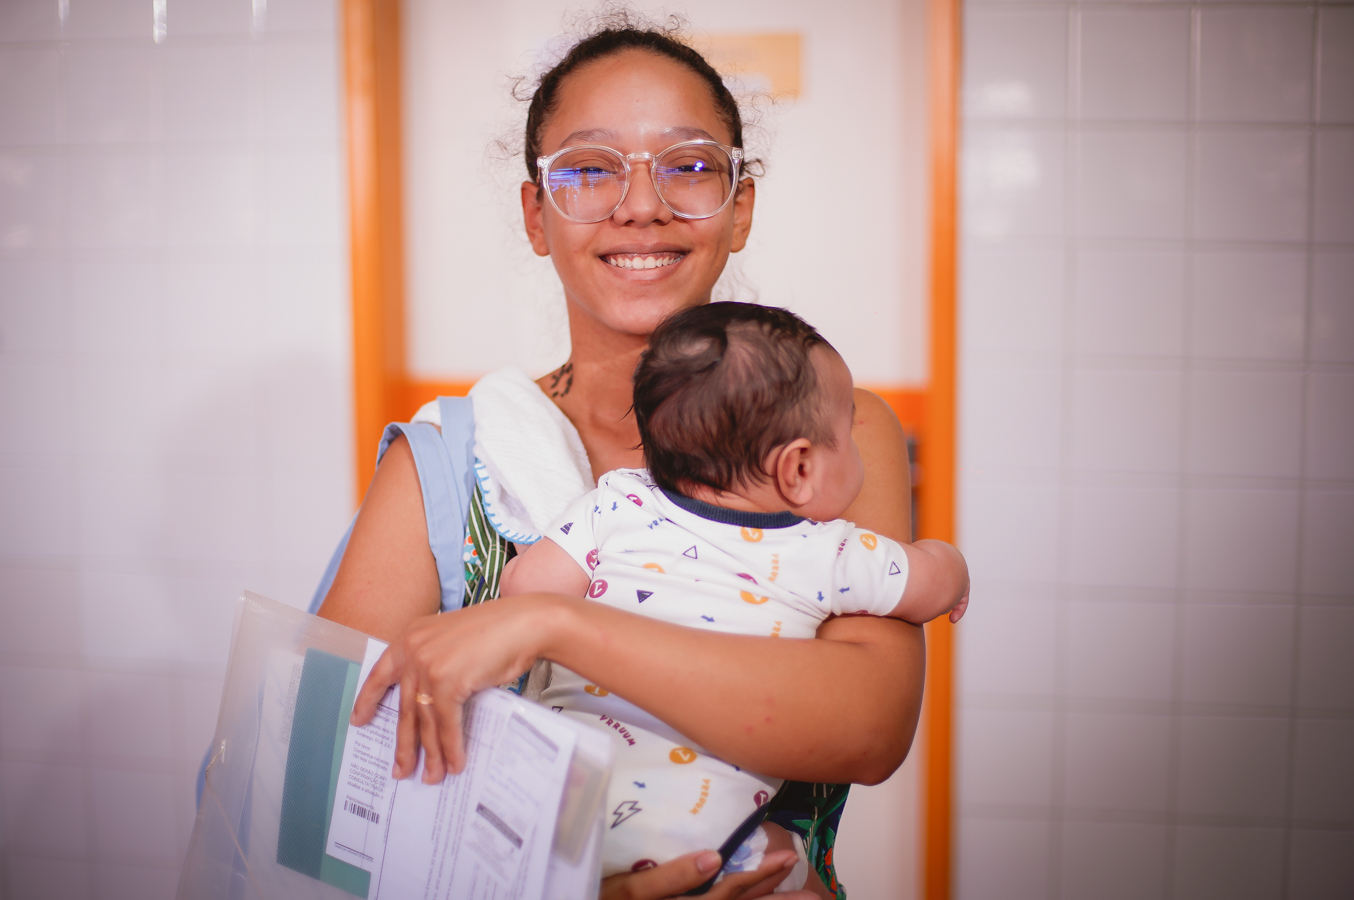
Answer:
[
  {"left": 0, "top": 665, "right": 85, "bottom": 760},
  {"left": 956, "top": 817, "right": 1050, "bottom": 900},
  {"left": 1076, "top": 130, "right": 1187, "bottom": 239},
  {"left": 959, "top": 483, "right": 1061, "bottom": 584},
  {"left": 162, "top": 366, "right": 267, "bottom": 459},
  {"left": 1059, "top": 822, "right": 1168, "bottom": 900},
  {"left": 95, "top": 864, "right": 179, "bottom": 900},
  {"left": 963, "top": 130, "right": 1066, "bottom": 239},
  {"left": 1318, "top": 9, "right": 1354, "bottom": 124},
  {"left": 69, "top": 260, "right": 161, "bottom": 355},
  {"left": 1312, "top": 252, "right": 1354, "bottom": 364},
  {"left": 169, "top": 0, "right": 254, "bottom": 36},
  {"left": 1313, "top": 129, "right": 1354, "bottom": 243},
  {"left": 260, "top": 258, "right": 347, "bottom": 359},
  {"left": 0, "top": 259, "right": 65, "bottom": 354},
  {"left": 162, "top": 259, "right": 262, "bottom": 364},
  {"left": 1073, "top": 251, "right": 1185, "bottom": 357},
  {"left": 65, "top": 0, "right": 149, "bottom": 40},
  {"left": 962, "top": 248, "right": 1064, "bottom": 356},
  {"left": 0, "top": 151, "right": 64, "bottom": 250},
  {"left": 164, "top": 44, "right": 252, "bottom": 143},
  {"left": 1287, "top": 830, "right": 1354, "bottom": 899},
  {"left": 262, "top": 0, "right": 339, "bottom": 34},
  {"left": 1181, "top": 604, "right": 1295, "bottom": 706},
  {"left": 1186, "top": 372, "right": 1304, "bottom": 479},
  {"left": 1066, "top": 600, "right": 1175, "bottom": 702},
  {"left": 1185, "top": 489, "right": 1301, "bottom": 593},
  {"left": 0, "top": 465, "right": 78, "bottom": 559},
  {"left": 958, "top": 590, "right": 1057, "bottom": 698},
  {"left": 179, "top": 676, "right": 225, "bottom": 762},
  {"left": 953, "top": 817, "right": 1045, "bottom": 898},
  {"left": 1066, "top": 486, "right": 1181, "bottom": 587},
  {"left": 1177, "top": 716, "right": 1289, "bottom": 818},
  {"left": 1080, "top": 9, "right": 1189, "bottom": 122},
  {"left": 1191, "top": 251, "right": 1307, "bottom": 361},
  {"left": 91, "top": 769, "right": 180, "bottom": 863},
  {"left": 1306, "top": 373, "right": 1354, "bottom": 482},
  {"left": 6, "top": 853, "right": 92, "bottom": 900},
  {"left": 78, "top": 569, "right": 177, "bottom": 663},
  {"left": 0, "top": 761, "right": 88, "bottom": 854},
  {"left": 0, "top": 0, "right": 63, "bottom": 43},
  {"left": 1173, "top": 827, "right": 1284, "bottom": 900},
  {"left": 1063, "top": 712, "right": 1171, "bottom": 812},
  {"left": 161, "top": 152, "right": 255, "bottom": 248},
  {"left": 67, "top": 153, "right": 161, "bottom": 249},
  {"left": 87, "top": 672, "right": 176, "bottom": 764},
  {"left": 1299, "top": 491, "right": 1354, "bottom": 597},
  {"left": 961, "top": 365, "right": 1063, "bottom": 471},
  {"left": 0, "top": 567, "right": 82, "bottom": 658},
  {"left": 64, "top": 45, "right": 163, "bottom": 145},
  {"left": 0, "top": 48, "right": 63, "bottom": 146},
  {"left": 262, "top": 40, "right": 341, "bottom": 143},
  {"left": 73, "top": 366, "right": 167, "bottom": 458},
  {"left": 1070, "top": 369, "right": 1182, "bottom": 473},
  {"left": 1195, "top": 130, "right": 1309, "bottom": 243},
  {"left": 1297, "top": 606, "right": 1354, "bottom": 710},
  {"left": 263, "top": 151, "right": 343, "bottom": 248},
  {"left": 0, "top": 365, "right": 75, "bottom": 456},
  {"left": 1290, "top": 719, "right": 1354, "bottom": 824},
  {"left": 964, "top": 10, "right": 1067, "bottom": 120},
  {"left": 959, "top": 709, "right": 1055, "bottom": 807},
  {"left": 1199, "top": 8, "right": 1314, "bottom": 123}
]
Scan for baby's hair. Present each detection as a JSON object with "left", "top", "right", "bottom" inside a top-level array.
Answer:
[{"left": 633, "top": 302, "right": 837, "bottom": 495}]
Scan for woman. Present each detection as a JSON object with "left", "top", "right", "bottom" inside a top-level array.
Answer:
[{"left": 322, "top": 23, "right": 924, "bottom": 900}]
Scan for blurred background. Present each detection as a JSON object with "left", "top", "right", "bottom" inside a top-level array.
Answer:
[{"left": 0, "top": 0, "right": 1350, "bottom": 898}]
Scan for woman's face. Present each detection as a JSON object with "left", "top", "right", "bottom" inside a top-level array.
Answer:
[{"left": 522, "top": 50, "right": 756, "bottom": 339}]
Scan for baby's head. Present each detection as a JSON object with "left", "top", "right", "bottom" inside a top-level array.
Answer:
[{"left": 633, "top": 302, "right": 863, "bottom": 520}]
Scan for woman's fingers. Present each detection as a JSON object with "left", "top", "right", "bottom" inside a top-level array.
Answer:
[
  {"left": 351, "top": 645, "right": 403, "bottom": 726},
  {"left": 599, "top": 850, "right": 797, "bottom": 900},
  {"left": 391, "top": 672, "right": 423, "bottom": 779},
  {"left": 435, "top": 694, "right": 468, "bottom": 775},
  {"left": 416, "top": 692, "right": 447, "bottom": 784}
]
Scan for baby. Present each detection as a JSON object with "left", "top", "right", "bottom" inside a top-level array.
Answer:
[{"left": 500, "top": 302, "right": 968, "bottom": 892}]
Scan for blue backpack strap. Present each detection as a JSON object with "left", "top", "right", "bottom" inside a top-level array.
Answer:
[{"left": 307, "top": 396, "right": 477, "bottom": 615}]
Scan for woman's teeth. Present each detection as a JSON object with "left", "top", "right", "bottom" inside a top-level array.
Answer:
[{"left": 604, "top": 253, "right": 682, "bottom": 270}]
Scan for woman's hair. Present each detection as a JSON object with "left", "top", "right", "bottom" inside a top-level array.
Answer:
[
  {"left": 522, "top": 17, "right": 745, "bottom": 182},
  {"left": 633, "top": 302, "right": 836, "bottom": 495}
]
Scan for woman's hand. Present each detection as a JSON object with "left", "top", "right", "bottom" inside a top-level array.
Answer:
[
  {"left": 349, "top": 594, "right": 566, "bottom": 782},
  {"left": 601, "top": 850, "right": 813, "bottom": 900}
]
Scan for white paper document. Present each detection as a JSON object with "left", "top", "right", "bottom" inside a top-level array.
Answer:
[{"left": 324, "top": 638, "right": 609, "bottom": 900}]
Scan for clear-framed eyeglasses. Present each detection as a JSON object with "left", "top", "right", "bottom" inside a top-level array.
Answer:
[{"left": 537, "top": 140, "right": 744, "bottom": 224}]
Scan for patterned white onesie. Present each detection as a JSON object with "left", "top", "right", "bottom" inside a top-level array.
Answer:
[{"left": 541, "top": 468, "right": 911, "bottom": 877}]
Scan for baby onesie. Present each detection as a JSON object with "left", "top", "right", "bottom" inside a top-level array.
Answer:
[{"left": 541, "top": 468, "right": 911, "bottom": 877}]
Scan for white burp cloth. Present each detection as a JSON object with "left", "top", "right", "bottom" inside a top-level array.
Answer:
[{"left": 559, "top": 710, "right": 782, "bottom": 878}]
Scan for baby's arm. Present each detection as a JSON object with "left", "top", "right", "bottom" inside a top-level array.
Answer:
[
  {"left": 499, "top": 538, "right": 592, "bottom": 598},
  {"left": 890, "top": 539, "right": 969, "bottom": 624}
]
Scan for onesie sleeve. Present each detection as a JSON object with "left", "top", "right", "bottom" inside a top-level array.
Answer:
[
  {"left": 543, "top": 486, "right": 602, "bottom": 576},
  {"left": 830, "top": 529, "right": 910, "bottom": 618}
]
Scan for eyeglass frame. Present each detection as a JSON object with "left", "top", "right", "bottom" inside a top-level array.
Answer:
[{"left": 536, "top": 139, "right": 745, "bottom": 224}]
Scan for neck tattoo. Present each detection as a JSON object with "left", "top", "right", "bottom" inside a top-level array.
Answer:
[{"left": 548, "top": 362, "right": 574, "bottom": 398}]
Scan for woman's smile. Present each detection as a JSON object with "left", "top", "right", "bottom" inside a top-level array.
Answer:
[{"left": 600, "top": 250, "right": 687, "bottom": 271}]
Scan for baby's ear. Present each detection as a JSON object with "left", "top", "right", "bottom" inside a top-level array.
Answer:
[{"left": 773, "top": 438, "right": 816, "bottom": 506}]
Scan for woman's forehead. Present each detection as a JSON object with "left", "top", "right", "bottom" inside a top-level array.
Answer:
[{"left": 540, "top": 50, "right": 732, "bottom": 151}]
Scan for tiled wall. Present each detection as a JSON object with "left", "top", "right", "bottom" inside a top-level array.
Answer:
[
  {"left": 957, "top": 0, "right": 1353, "bottom": 897},
  {"left": 0, "top": 1, "right": 351, "bottom": 897}
]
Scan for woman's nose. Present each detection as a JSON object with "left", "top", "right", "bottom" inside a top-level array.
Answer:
[{"left": 612, "top": 160, "right": 674, "bottom": 227}]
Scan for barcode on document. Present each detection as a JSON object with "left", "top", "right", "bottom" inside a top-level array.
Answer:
[{"left": 344, "top": 800, "right": 380, "bottom": 825}]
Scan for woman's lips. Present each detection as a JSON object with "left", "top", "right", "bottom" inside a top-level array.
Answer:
[{"left": 601, "top": 252, "right": 685, "bottom": 270}]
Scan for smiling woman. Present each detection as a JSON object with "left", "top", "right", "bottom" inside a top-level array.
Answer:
[{"left": 327, "top": 6, "right": 950, "bottom": 900}]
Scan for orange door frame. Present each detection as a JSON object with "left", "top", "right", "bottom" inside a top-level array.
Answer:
[{"left": 340, "top": 1, "right": 960, "bottom": 895}]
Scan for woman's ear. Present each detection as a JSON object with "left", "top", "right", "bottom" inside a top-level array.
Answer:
[
  {"left": 729, "top": 178, "right": 756, "bottom": 254},
  {"left": 773, "top": 438, "right": 815, "bottom": 507},
  {"left": 521, "top": 181, "right": 550, "bottom": 257}
]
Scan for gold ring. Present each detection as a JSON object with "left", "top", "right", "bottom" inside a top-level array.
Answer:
[{"left": 415, "top": 692, "right": 435, "bottom": 705}]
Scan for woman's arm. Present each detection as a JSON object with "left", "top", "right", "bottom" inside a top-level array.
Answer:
[
  {"left": 352, "top": 391, "right": 925, "bottom": 785},
  {"left": 317, "top": 435, "right": 442, "bottom": 642}
]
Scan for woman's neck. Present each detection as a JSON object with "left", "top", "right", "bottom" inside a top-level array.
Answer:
[{"left": 536, "top": 309, "right": 650, "bottom": 481}]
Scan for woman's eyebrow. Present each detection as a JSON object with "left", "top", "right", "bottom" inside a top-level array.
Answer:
[
  {"left": 661, "top": 126, "right": 718, "bottom": 142},
  {"left": 559, "top": 128, "right": 618, "bottom": 146}
]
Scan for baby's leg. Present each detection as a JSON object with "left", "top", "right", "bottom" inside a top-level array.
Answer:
[{"left": 724, "top": 822, "right": 833, "bottom": 898}]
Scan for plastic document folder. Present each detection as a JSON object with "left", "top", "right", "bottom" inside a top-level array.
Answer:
[{"left": 178, "top": 592, "right": 613, "bottom": 900}]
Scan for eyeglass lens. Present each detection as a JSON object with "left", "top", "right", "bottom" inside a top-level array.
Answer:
[{"left": 544, "top": 143, "right": 735, "bottom": 221}]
